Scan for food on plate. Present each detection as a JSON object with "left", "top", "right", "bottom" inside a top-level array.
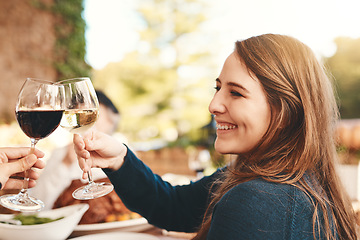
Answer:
[
  {"left": 12, "top": 214, "right": 63, "bottom": 225},
  {"left": 53, "top": 178, "right": 141, "bottom": 224}
]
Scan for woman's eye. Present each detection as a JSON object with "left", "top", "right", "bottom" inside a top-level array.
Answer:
[
  {"left": 231, "top": 91, "right": 243, "bottom": 97},
  {"left": 214, "top": 86, "right": 220, "bottom": 91}
]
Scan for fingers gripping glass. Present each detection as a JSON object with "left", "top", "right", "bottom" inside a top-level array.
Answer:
[
  {"left": 58, "top": 77, "right": 113, "bottom": 200},
  {"left": 0, "top": 78, "right": 64, "bottom": 212}
]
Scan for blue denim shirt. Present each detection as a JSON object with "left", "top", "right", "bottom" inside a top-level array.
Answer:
[{"left": 104, "top": 147, "right": 329, "bottom": 239}]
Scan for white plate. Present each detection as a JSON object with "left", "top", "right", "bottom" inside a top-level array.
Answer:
[
  {"left": 70, "top": 232, "right": 159, "bottom": 240},
  {"left": 0, "top": 204, "right": 89, "bottom": 240},
  {"left": 70, "top": 218, "right": 152, "bottom": 238}
]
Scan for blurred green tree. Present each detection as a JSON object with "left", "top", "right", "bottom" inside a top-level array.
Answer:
[
  {"left": 33, "top": 0, "right": 91, "bottom": 79},
  {"left": 52, "top": 0, "right": 91, "bottom": 79},
  {"left": 93, "top": 0, "right": 217, "bottom": 144},
  {"left": 325, "top": 37, "right": 360, "bottom": 119}
]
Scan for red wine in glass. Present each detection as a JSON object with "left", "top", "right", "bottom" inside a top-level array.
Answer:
[
  {"left": 0, "top": 78, "right": 64, "bottom": 212},
  {"left": 16, "top": 110, "right": 64, "bottom": 139}
]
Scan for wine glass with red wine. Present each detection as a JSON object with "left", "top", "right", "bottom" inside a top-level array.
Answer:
[
  {"left": 0, "top": 78, "right": 64, "bottom": 212},
  {"left": 58, "top": 77, "right": 113, "bottom": 200}
]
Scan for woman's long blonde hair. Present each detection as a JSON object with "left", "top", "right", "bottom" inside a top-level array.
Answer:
[{"left": 194, "top": 34, "right": 357, "bottom": 240}]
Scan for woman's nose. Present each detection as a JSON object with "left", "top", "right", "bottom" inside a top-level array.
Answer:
[{"left": 208, "top": 93, "right": 226, "bottom": 115}]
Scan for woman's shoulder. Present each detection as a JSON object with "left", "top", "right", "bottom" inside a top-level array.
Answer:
[
  {"left": 218, "top": 178, "right": 313, "bottom": 213},
  {"left": 225, "top": 178, "right": 289, "bottom": 193},
  {"left": 209, "top": 178, "right": 315, "bottom": 239},
  {"left": 228, "top": 177, "right": 306, "bottom": 194}
]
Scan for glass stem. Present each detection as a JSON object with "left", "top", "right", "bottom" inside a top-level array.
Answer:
[
  {"left": 20, "top": 138, "right": 38, "bottom": 196},
  {"left": 80, "top": 133, "right": 94, "bottom": 185},
  {"left": 87, "top": 168, "right": 94, "bottom": 184}
]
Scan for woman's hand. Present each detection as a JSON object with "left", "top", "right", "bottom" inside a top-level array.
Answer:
[
  {"left": 0, "top": 147, "right": 45, "bottom": 190},
  {"left": 73, "top": 131, "right": 127, "bottom": 180}
]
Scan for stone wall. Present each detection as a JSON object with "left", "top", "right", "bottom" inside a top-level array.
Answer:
[{"left": 0, "top": 0, "right": 56, "bottom": 123}]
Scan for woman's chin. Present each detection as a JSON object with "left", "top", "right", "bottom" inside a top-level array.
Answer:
[
  {"left": 214, "top": 142, "right": 232, "bottom": 154},
  {"left": 214, "top": 141, "right": 250, "bottom": 155}
]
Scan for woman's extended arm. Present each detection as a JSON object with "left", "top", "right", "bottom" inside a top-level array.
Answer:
[
  {"left": 104, "top": 147, "right": 222, "bottom": 232},
  {"left": 73, "top": 131, "right": 221, "bottom": 232}
]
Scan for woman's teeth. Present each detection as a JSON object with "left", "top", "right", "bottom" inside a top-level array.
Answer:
[{"left": 216, "top": 124, "right": 236, "bottom": 130}]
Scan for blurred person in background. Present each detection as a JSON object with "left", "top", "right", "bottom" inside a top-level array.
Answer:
[{"left": 74, "top": 34, "right": 358, "bottom": 239}]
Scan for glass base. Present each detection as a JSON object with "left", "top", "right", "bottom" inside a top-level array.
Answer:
[
  {"left": 0, "top": 193, "right": 44, "bottom": 212},
  {"left": 72, "top": 182, "right": 114, "bottom": 200}
]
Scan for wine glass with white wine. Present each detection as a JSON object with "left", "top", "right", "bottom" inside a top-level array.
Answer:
[
  {"left": 0, "top": 78, "right": 64, "bottom": 212},
  {"left": 58, "top": 77, "right": 114, "bottom": 200}
]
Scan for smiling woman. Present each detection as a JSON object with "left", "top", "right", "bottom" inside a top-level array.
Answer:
[{"left": 72, "top": 34, "right": 358, "bottom": 240}]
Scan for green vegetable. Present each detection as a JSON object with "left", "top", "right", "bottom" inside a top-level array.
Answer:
[{"left": 13, "top": 214, "right": 64, "bottom": 225}]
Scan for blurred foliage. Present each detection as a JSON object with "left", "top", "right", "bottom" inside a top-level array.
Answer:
[
  {"left": 52, "top": 0, "right": 91, "bottom": 79},
  {"left": 32, "top": 0, "right": 91, "bottom": 79},
  {"left": 92, "top": 0, "right": 217, "bottom": 145},
  {"left": 325, "top": 37, "right": 360, "bottom": 119}
]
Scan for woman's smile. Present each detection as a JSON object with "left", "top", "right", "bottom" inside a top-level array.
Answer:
[{"left": 216, "top": 122, "right": 238, "bottom": 130}]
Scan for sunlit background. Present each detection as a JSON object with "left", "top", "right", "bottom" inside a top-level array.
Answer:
[
  {"left": 1, "top": 0, "right": 360, "bottom": 187},
  {"left": 84, "top": 0, "right": 360, "bottom": 69},
  {"left": 82, "top": 0, "right": 360, "bottom": 149}
]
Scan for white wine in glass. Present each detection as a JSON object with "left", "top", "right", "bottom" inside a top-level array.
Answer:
[
  {"left": 58, "top": 77, "right": 114, "bottom": 200},
  {"left": 0, "top": 78, "right": 64, "bottom": 212},
  {"left": 61, "top": 109, "right": 98, "bottom": 134}
]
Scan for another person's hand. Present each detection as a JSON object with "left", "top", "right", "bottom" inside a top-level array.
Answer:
[
  {"left": 0, "top": 147, "right": 45, "bottom": 190},
  {"left": 73, "top": 131, "right": 127, "bottom": 180}
]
